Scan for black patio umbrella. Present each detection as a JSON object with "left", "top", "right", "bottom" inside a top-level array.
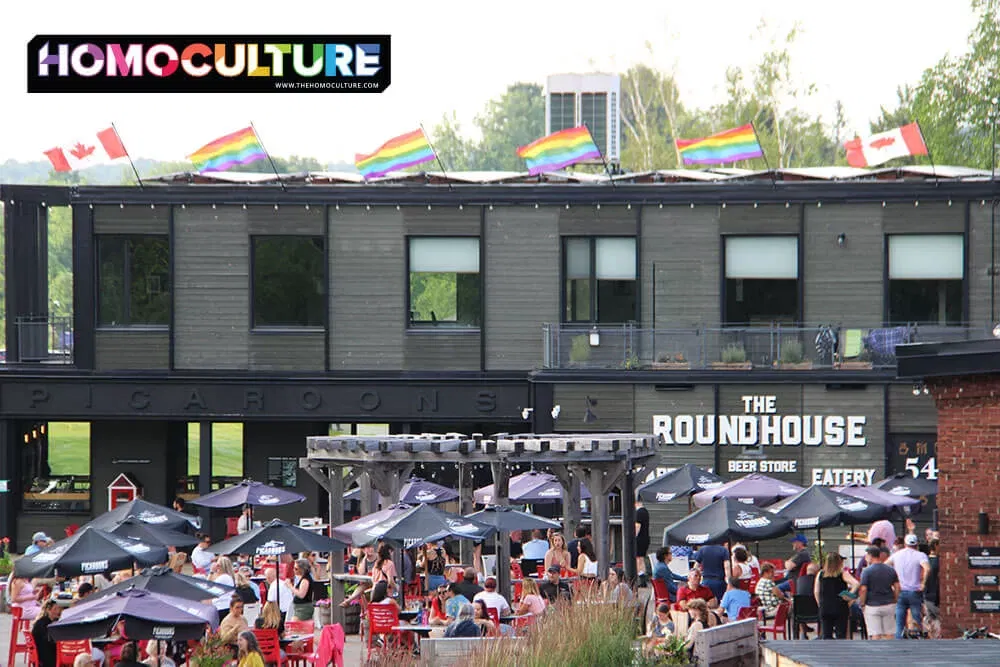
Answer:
[
  {"left": 771, "top": 485, "right": 892, "bottom": 560},
  {"left": 637, "top": 464, "right": 725, "bottom": 508},
  {"left": 207, "top": 518, "right": 347, "bottom": 557},
  {"left": 189, "top": 479, "right": 306, "bottom": 509},
  {"left": 85, "top": 498, "right": 201, "bottom": 534},
  {"left": 662, "top": 498, "right": 794, "bottom": 546},
  {"left": 88, "top": 565, "right": 235, "bottom": 603},
  {"left": 873, "top": 473, "right": 938, "bottom": 499},
  {"left": 352, "top": 503, "right": 495, "bottom": 547},
  {"left": 13, "top": 526, "right": 169, "bottom": 579},
  {"left": 692, "top": 473, "right": 805, "bottom": 509},
  {"left": 398, "top": 477, "right": 459, "bottom": 505},
  {"left": 466, "top": 505, "right": 563, "bottom": 532},
  {"left": 105, "top": 517, "right": 201, "bottom": 549},
  {"left": 49, "top": 588, "right": 216, "bottom": 641}
]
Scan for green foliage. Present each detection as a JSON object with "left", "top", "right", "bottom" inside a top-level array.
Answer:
[
  {"left": 651, "top": 634, "right": 691, "bottom": 666},
  {"left": 570, "top": 335, "right": 591, "bottom": 363},
  {"left": 779, "top": 339, "right": 805, "bottom": 364},
  {"left": 189, "top": 633, "right": 233, "bottom": 667},
  {"left": 721, "top": 344, "right": 747, "bottom": 363},
  {"left": 410, "top": 273, "right": 458, "bottom": 322}
]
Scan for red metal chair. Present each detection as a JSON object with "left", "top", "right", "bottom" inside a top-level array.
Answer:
[
  {"left": 511, "top": 614, "right": 537, "bottom": 636},
  {"left": 651, "top": 578, "right": 671, "bottom": 605},
  {"left": 56, "top": 639, "right": 92, "bottom": 667},
  {"left": 366, "top": 604, "right": 403, "bottom": 661},
  {"left": 284, "top": 619, "right": 315, "bottom": 666},
  {"left": 64, "top": 524, "right": 80, "bottom": 538},
  {"left": 486, "top": 606, "right": 501, "bottom": 630},
  {"left": 226, "top": 517, "right": 239, "bottom": 538},
  {"left": 8, "top": 605, "right": 32, "bottom": 667},
  {"left": 251, "top": 628, "right": 284, "bottom": 666},
  {"left": 535, "top": 564, "right": 545, "bottom": 577},
  {"left": 22, "top": 630, "right": 42, "bottom": 667},
  {"left": 511, "top": 562, "right": 523, "bottom": 579},
  {"left": 736, "top": 606, "right": 761, "bottom": 621},
  {"left": 759, "top": 602, "right": 791, "bottom": 640}
]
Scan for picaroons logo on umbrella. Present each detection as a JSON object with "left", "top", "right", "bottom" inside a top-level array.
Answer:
[
  {"left": 734, "top": 511, "right": 771, "bottom": 529},
  {"left": 255, "top": 540, "right": 286, "bottom": 556},
  {"left": 257, "top": 494, "right": 282, "bottom": 505},
  {"left": 137, "top": 510, "right": 169, "bottom": 524}
]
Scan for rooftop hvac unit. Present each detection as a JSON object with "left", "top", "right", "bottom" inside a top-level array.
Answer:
[{"left": 545, "top": 73, "right": 621, "bottom": 165}]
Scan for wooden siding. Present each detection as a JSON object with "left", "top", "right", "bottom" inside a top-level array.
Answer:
[
  {"left": 969, "top": 202, "right": 994, "bottom": 329},
  {"left": 403, "top": 207, "right": 479, "bottom": 235},
  {"left": 552, "top": 384, "right": 633, "bottom": 432},
  {"left": 93, "top": 204, "right": 169, "bottom": 234},
  {"left": 95, "top": 330, "right": 169, "bottom": 369},
  {"left": 173, "top": 206, "right": 249, "bottom": 369},
  {"left": 249, "top": 333, "right": 325, "bottom": 371},
  {"left": 887, "top": 384, "right": 937, "bottom": 432},
  {"left": 803, "top": 203, "right": 884, "bottom": 324},
  {"left": 716, "top": 384, "right": 806, "bottom": 486},
  {"left": 485, "top": 207, "right": 560, "bottom": 370},
  {"left": 328, "top": 207, "right": 404, "bottom": 369},
  {"left": 882, "top": 201, "right": 963, "bottom": 233},
  {"left": 800, "top": 385, "right": 885, "bottom": 485},
  {"left": 247, "top": 205, "right": 324, "bottom": 235},
  {"left": 403, "top": 332, "right": 480, "bottom": 370},
  {"left": 558, "top": 205, "right": 635, "bottom": 235},
  {"left": 719, "top": 204, "right": 799, "bottom": 234}
]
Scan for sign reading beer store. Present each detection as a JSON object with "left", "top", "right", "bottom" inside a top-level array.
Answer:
[{"left": 653, "top": 395, "right": 874, "bottom": 484}]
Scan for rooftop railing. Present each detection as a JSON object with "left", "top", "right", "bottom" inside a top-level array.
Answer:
[
  {"left": 541, "top": 322, "right": 986, "bottom": 371},
  {"left": 13, "top": 315, "right": 73, "bottom": 364}
]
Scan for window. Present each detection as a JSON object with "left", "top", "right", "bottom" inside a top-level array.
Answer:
[
  {"left": 549, "top": 93, "right": 575, "bottom": 133},
  {"left": 252, "top": 236, "right": 324, "bottom": 328},
  {"left": 888, "top": 234, "right": 963, "bottom": 325},
  {"left": 97, "top": 236, "right": 169, "bottom": 326},
  {"left": 267, "top": 457, "right": 298, "bottom": 487},
  {"left": 724, "top": 236, "right": 799, "bottom": 325},
  {"left": 563, "top": 237, "right": 637, "bottom": 323},
  {"left": 22, "top": 422, "right": 91, "bottom": 513},
  {"left": 408, "top": 237, "right": 481, "bottom": 328},
  {"left": 580, "top": 93, "right": 607, "bottom": 154}
]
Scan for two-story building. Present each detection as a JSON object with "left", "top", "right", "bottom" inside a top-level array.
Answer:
[{"left": 1, "top": 165, "right": 996, "bottom": 549}]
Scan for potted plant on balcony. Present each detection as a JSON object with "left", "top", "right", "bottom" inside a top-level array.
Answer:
[
  {"left": 775, "top": 339, "right": 812, "bottom": 370},
  {"left": 711, "top": 343, "right": 752, "bottom": 370},
  {"left": 569, "top": 335, "right": 591, "bottom": 367},
  {"left": 650, "top": 353, "right": 691, "bottom": 370}
]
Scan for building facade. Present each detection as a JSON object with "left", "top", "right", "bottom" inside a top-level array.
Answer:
[{"left": 1, "top": 168, "right": 996, "bottom": 549}]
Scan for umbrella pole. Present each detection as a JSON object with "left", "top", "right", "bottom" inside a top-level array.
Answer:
[
  {"left": 817, "top": 527, "right": 822, "bottom": 562},
  {"left": 850, "top": 524, "right": 856, "bottom": 574}
]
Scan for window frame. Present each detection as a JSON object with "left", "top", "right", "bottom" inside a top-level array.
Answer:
[
  {"left": 95, "top": 234, "right": 170, "bottom": 329},
  {"left": 559, "top": 235, "right": 639, "bottom": 325},
  {"left": 721, "top": 234, "right": 802, "bottom": 326},
  {"left": 405, "top": 234, "right": 483, "bottom": 331},
  {"left": 249, "top": 234, "right": 327, "bottom": 331},
  {"left": 883, "top": 232, "right": 968, "bottom": 326}
]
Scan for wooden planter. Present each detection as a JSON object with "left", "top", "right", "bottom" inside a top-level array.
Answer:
[
  {"left": 711, "top": 361, "right": 753, "bottom": 370},
  {"left": 775, "top": 361, "right": 814, "bottom": 370},
  {"left": 342, "top": 603, "right": 361, "bottom": 634},
  {"left": 836, "top": 361, "right": 873, "bottom": 370},
  {"left": 649, "top": 362, "right": 691, "bottom": 370}
]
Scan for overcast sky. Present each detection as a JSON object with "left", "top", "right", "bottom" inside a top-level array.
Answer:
[{"left": 0, "top": 0, "right": 978, "bottom": 165}]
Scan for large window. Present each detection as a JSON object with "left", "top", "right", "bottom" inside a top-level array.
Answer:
[
  {"left": 97, "top": 236, "right": 169, "bottom": 326},
  {"left": 252, "top": 236, "right": 324, "bottom": 328},
  {"left": 580, "top": 93, "right": 607, "bottom": 153},
  {"left": 563, "top": 237, "right": 637, "bottom": 323},
  {"left": 549, "top": 93, "right": 575, "bottom": 133},
  {"left": 724, "top": 236, "right": 799, "bottom": 325},
  {"left": 408, "top": 237, "right": 481, "bottom": 328},
  {"left": 888, "top": 234, "right": 963, "bottom": 325}
]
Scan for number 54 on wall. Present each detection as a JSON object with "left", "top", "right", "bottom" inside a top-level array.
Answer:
[{"left": 905, "top": 456, "right": 938, "bottom": 480}]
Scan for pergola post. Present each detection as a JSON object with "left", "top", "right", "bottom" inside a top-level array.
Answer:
[
  {"left": 327, "top": 464, "right": 346, "bottom": 620},
  {"left": 365, "top": 462, "right": 414, "bottom": 607},
  {"left": 359, "top": 472, "right": 377, "bottom": 516},
  {"left": 588, "top": 468, "right": 611, "bottom": 580},
  {"left": 550, "top": 465, "right": 582, "bottom": 541},
  {"left": 490, "top": 461, "right": 511, "bottom": 601},
  {"left": 458, "top": 462, "right": 476, "bottom": 568},
  {"left": 621, "top": 459, "right": 637, "bottom": 582}
]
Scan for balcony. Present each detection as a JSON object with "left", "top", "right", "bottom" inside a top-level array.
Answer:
[
  {"left": 13, "top": 316, "right": 73, "bottom": 364},
  {"left": 541, "top": 322, "right": 986, "bottom": 371}
]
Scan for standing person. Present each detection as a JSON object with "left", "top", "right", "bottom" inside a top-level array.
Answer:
[
  {"left": 887, "top": 534, "right": 930, "bottom": 639},
  {"left": 236, "top": 505, "right": 253, "bottom": 534},
  {"left": 635, "top": 500, "right": 651, "bottom": 575},
  {"left": 924, "top": 539, "right": 941, "bottom": 638},
  {"left": 266, "top": 567, "right": 293, "bottom": 618},
  {"left": 286, "top": 558, "right": 315, "bottom": 621},
  {"left": 172, "top": 497, "right": 187, "bottom": 514},
  {"left": 574, "top": 538, "right": 598, "bottom": 580},
  {"left": 693, "top": 543, "right": 730, "bottom": 601},
  {"left": 566, "top": 525, "right": 589, "bottom": 570},
  {"left": 209, "top": 556, "right": 236, "bottom": 623},
  {"left": 859, "top": 546, "right": 900, "bottom": 640},
  {"left": 190, "top": 534, "right": 214, "bottom": 573},
  {"left": 813, "top": 553, "right": 859, "bottom": 640},
  {"left": 369, "top": 543, "right": 398, "bottom": 596},
  {"left": 544, "top": 532, "right": 571, "bottom": 572}
]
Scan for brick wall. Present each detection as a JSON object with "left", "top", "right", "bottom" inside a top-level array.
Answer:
[{"left": 929, "top": 374, "right": 1000, "bottom": 638}]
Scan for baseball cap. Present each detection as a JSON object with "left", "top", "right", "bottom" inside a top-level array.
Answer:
[
  {"left": 547, "top": 565, "right": 561, "bottom": 573},
  {"left": 905, "top": 534, "right": 919, "bottom": 546},
  {"left": 791, "top": 533, "right": 808, "bottom": 545},
  {"left": 32, "top": 531, "right": 50, "bottom": 543}
]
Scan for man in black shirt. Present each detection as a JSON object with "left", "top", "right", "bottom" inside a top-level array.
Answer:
[
  {"left": 567, "top": 525, "right": 589, "bottom": 570},
  {"left": 456, "top": 567, "right": 483, "bottom": 600},
  {"left": 538, "top": 565, "right": 572, "bottom": 603},
  {"left": 924, "top": 539, "right": 940, "bottom": 638},
  {"left": 31, "top": 599, "right": 62, "bottom": 667},
  {"left": 635, "top": 500, "right": 651, "bottom": 575}
]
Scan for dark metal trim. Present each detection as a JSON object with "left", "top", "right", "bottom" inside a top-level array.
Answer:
[
  {"left": 72, "top": 203, "right": 96, "bottom": 370},
  {"left": 479, "top": 206, "right": 487, "bottom": 372},
  {"left": 964, "top": 201, "right": 971, "bottom": 325},
  {"left": 403, "top": 233, "right": 483, "bottom": 332},
  {"left": 798, "top": 204, "right": 805, "bottom": 325},
  {"left": 560, "top": 234, "right": 639, "bottom": 324},
  {"left": 896, "top": 339, "right": 1000, "bottom": 378},
  {"left": 323, "top": 204, "right": 331, "bottom": 372},
  {"left": 883, "top": 383, "right": 890, "bottom": 475},
  {"left": 635, "top": 204, "right": 643, "bottom": 326},
  {"left": 530, "top": 368, "right": 892, "bottom": 384},
  {"left": 168, "top": 204, "right": 176, "bottom": 371}
]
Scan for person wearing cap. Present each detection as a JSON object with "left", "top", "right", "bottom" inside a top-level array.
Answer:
[
  {"left": 473, "top": 577, "right": 511, "bottom": 616},
  {"left": 886, "top": 533, "right": 930, "bottom": 638},
  {"left": 25, "top": 531, "right": 52, "bottom": 555},
  {"left": 778, "top": 534, "right": 812, "bottom": 593},
  {"left": 538, "top": 565, "right": 572, "bottom": 603}
]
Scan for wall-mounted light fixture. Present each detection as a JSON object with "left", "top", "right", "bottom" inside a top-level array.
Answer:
[
  {"left": 589, "top": 326, "right": 600, "bottom": 347},
  {"left": 551, "top": 405, "right": 561, "bottom": 420},
  {"left": 837, "top": 233, "right": 847, "bottom": 247},
  {"left": 520, "top": 407, "right": 534, "bottom": 421}
]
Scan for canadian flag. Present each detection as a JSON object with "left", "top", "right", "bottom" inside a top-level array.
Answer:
[
  {"left": 44, "top": 127, "right": 128, "bottom": 172},
  {"left": 843, "top": 122, "right": 928, "bottom": 168}
]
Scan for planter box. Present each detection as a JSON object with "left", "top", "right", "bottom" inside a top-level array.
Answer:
[
  {"left": 775, "top": 362, "right": 814, "bottom": 370},
  {"left": 342, "top": 603, "right": 361, "bottom": 635},
  {"left": 711, "top": 362, "right": 752, "bottom": 370},
  {"left": 649, "top": 362, "right": 691, "bottom": 370},
  {"left": 836, "top": 361, "right": 873, "bottom": 370}
]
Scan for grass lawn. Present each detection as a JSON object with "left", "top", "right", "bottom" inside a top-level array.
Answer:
[{"left": 45, "top": 422, "right": 244, "bottom": 477}]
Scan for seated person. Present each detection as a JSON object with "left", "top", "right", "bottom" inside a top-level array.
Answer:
[
  {"left": 675, "top": 569, "right": 716, "bottom": 610},
  {"left": 427, "top": 586, "right": 450, "bottom": 624},
  {"left": 778, "top": 534, "right": 811, "bottom": 593},
  {"left": 515, "top": 578, "right": 547, "bottom": 616},
  {"left": 430, "top": 583, "right": 470, "bottom": 626},
  {"left": 754, "top": 563, "right": 788, "bottom": 619},
  {"left": 538, "top": 565, "right": 572, "bottom": 603},
  {"left": 652, "top": 547, "right": 688, "bottom": 600},
  {"left": 602, "top": 567, "right": 633, "bottom": 603},
  {"left": 217, "top": 596, "right": 249, "bottom": 645},
  {"left": 254, "top": 601, "right": 286, "bottom": 637},
  {"left": 684, "top": 599, "right": 721, "bottom": 651},
  {"left": 643, "top": 602, "right": 675, "bottom": 657},
  {"left": 444, "top": 602, "right": 483, "bottom": 638},
  {"left": 719, "top": 576, "right": 752, "bottom": 621},
  {"left": 472, "top": 600, "right": 499, "bottom": 637},
  {"left": 143, "top": 640, "right": 177, "bottom": 667},
  {"left": 473, "top": 577, "right": 512, "bottom": 616},
  {"left": 32, "top": 600, "right": 62, "bottom": 667},
  {"left": 369, "top": 580, "right": 399, "bottom": 608},
  {"left": 796, "top": 562, "right": 820, "bottom": 597},
  {"left": 114, "top": 643, "right": 145, "bottom": 667}
]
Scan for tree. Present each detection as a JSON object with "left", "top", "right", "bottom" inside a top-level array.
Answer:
[
  {"left": 620, "top": 63, "right": 689, "bottom": 170},
  {"left": 430, "top": 112, "right": 478, "bottom": 171}
]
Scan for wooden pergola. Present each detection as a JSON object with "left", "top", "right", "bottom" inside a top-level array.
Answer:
[{"left": 300, "top": 432, "right": 659, "bottom": 609}]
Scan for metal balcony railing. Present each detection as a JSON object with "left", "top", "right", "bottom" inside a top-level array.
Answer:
[
  {"left": 541, "top": 322, "right": 987, "bottom": 371},
  {"left": 14, "top": 315, "right": 73, "bottom": 364}
]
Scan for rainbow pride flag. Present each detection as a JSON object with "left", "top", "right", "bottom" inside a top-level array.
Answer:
[
  {"left": 188, "top": 126, "right": 267, "bottom": 172},
  {"left": 517, "top": 126, "right": 601, "bottom": 175},
  {"left": 675, "top": 124, "right": 764, "bottom": 165},
  {"left": 355, "top": 129, "right": 436, "bottom": 179}
]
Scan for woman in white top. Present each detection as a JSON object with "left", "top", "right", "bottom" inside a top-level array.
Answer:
[
  {"left": 575, "top": 538, "right": 598, "bottom": 579},
  {"left": 209, "top": 556, "right": 236, "bottom": 621},
  {"left": 731, "top": 545, "right": 757, "bottom": 579}
]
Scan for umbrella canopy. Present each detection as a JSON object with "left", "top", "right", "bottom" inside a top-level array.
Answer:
[
  {"left": 637, "top": 464, "right": 725, "bottom": 503},
  {"left": 834, "top": 484, "right": 923, "bottom": 510},
  {"left": 88, "top": 565, "right": 235, "bottom": 603},
  {"left": 13, "top": 527, "right": 169, "bottom": 579},
  {"left": 352, "top": 503, "right": 495, "bottom": 547},
  {"left": 770, "top": 485, "right": 891, "bottom": 530},
  {"left": 692, "top": 473, "right": 805, "bottom": 509},
  {"left": 85, "top": 499, "right": 200, "bottom": 534},
  {"left": 188, "top": 479, "right": 306, "bottom": 509},
  {"left": 474, "top": 471, "right": 592, "bottom": 505},
  {"left": 207, "top": 518, "right": 346, "bottom": 557},
  {"left": 50, "top": 588, "right": 216, "bottom": 641},
  {"left": 105, "top": 518, "right": 201, "bottom": 549},
  {"left": 331, "top": 503, "right": 414, "bottom": 544},
  {"left": 466, "top": 506, "right": 563, "bottom": 532},
  {"left": 663, "top": 498, "right": 794, "bottom": 546},
  {"left": 399, "top": 477, "right": 459, "bottom": 505},
  {"left": 873, "top": 473, "right": 938, "bottom": 498}
]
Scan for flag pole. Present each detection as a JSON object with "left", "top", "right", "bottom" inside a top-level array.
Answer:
[
  {"left": 749, "top": 121, "right": 777, "bottom": 189},
  {"left": 249, "top": 121, "right": 287, "bottom": 192},
  {"left": 110, "top": 122, "right": 143, "bottom": 190},
  {"left": 583, "top": 123, "right": 617, "bottom": 190},
  {"left": 419, "top": 123, "right": 454, "bottom": 192},
  {"left": 914, "top": 121, "right": 938, "bottom": 186}
]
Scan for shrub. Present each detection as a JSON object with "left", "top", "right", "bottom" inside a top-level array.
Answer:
[
  {"left": 779, "top": 339, "right": 805, "bottom": 364},
  {"left": 570, "top": 335, "right": 591, "bottom": 364},
  {"left": 721, "top": 344, "right": 746, "bottom": 363}
]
